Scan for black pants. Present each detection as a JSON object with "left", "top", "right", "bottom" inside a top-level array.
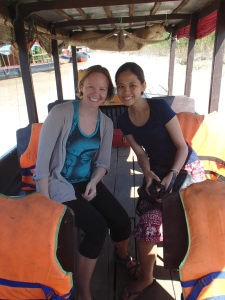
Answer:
[{"left": 63, "top": 181, "right": 131, "bottom": 259}]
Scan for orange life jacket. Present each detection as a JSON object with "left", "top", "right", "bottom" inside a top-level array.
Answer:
[
  {"left": 0, "top": 193, "right": 73, "bottom": 299},
  {"left": 20, "top": 123, "right": 42, "bottom": 191},
  {"left": 179, "top": 180, "right": 225, "bottom": 299},
  {"left": 177, "top": 112, "right": 225, "bottom": 182}
]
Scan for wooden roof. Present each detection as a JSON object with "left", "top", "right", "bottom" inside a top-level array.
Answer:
[{"left": 0, "top": 0, "right": 219, "bottom": 47}]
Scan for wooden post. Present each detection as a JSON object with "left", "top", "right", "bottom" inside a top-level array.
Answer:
[
  {"left": 71, "top": 46, "right": 78, "bottom": 98},
  {"left": 184, "top": 13, "right": 198, "bottom": 97},
  {"left": 168, "top": 30, "right": 176, "bottom": 96},
  {"left": 208, "top": 0, "right": 225, "bottom": 113},
  {"left": 14, "top": 17, "right": 38, "bottom": 124},
  {"left": 52, "top": 31, "right": 63, "bottom": 100}
]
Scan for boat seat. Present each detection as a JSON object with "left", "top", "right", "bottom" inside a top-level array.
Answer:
[
  {"left": 151, "top": 95, "right": 195, "bottom": 113},
  {"left": 47, "top": 99, "right": 73, "bottom": 112}
]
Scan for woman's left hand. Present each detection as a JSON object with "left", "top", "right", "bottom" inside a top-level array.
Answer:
[
  {"left": 155, "top": 172, "right": 174, "bottom": 203},
  {"left": 161, "top": 171, "right": 174, "bottom": 193},
  {"left": 82, "top": 181, "right": 97, "bottom": 201}
]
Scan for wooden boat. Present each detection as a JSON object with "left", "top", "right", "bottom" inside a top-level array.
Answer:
[
  {"left": 76, "top": 51, "right": 90, "bottom": 62},
  {"left": 0, "top": 44, "right": 54, "bottom": 79},
  {"left": 0, "top": 0, "right": 225, "bottom": 299}
]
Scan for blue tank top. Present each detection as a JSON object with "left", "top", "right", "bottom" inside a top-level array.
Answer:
[{"left": 61, "top": 101, "right": 101, "bottom": 183}]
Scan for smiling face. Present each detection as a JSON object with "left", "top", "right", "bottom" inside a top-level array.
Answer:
[
  {"left": 116, "top": 70, "right": 146, "bottom": 106},
  {"left": 80, "top": 72, "right": 109, "bottom": 106}
]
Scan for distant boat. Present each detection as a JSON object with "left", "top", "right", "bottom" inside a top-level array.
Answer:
[
  {"left": 59, "top": 55, "right": 72, "bottom": 64},
  {"left": 77, "top": 51, "right": 90, "bottom": 62},
  {"left": 59, "top": 47, "right": 90, "bottom": 64},
  {"left": 0, "top": 44, "right": 54, "bottom": 80}
]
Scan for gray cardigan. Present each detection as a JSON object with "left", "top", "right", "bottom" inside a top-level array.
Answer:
[{"left": 34, "top": 100, "right": 113, "bottom": 203}]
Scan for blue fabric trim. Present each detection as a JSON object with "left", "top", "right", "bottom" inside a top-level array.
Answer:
[
  {"left": 21, "top": 165, "right": 36, "bottom": 176},
  {"left": 181, "top": 271, "right": 225, "bottom": 300},
  {"left": 21, "top": 182, "right": 36, "bottom": 189},
  {"left": 0, "top": 278, "right": 73, "bottom": 300}
]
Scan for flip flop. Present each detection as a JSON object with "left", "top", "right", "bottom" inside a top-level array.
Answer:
[
  {"left": 123, "top": 279, "right": 156, "bottom": 300},
  {"left": 114, "top": 251, "right": 141, "bottom": 280}
]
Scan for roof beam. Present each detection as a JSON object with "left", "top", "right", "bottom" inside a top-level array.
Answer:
[
  {"left": 172, "top": 0, "right": 191, "bottom": 13},
  {"left": 129, "top": 4, "right": 134, "bottom": 28},
  {"left": 76, "top": 8, "right": 99, "bottom": 30},
  {"left": 18, "top": 0, "right": 181, "bottom": 15},
  {"left": 151, "top": 2, "right": 162, "bottom": 15},
  {"left": 103, "top": 6, "right": 116, "bottom": 29},
  {"left": 53, "top": 9, "right": 73, "bottom": 21},
  {"left": 54, "top": 13, "right": 190, "bottom": 28},
  {"left": 129, "top": 4, "right": 134, "bottom": 16},
  {"left": 146, "top": 2, "right": 162, "bottom": 26},
  {"left": 53, "top": 9, "right": 83, "bottom": 31},
  {"left": 0, "top": 2, "right": 10, "bottom": 18}
]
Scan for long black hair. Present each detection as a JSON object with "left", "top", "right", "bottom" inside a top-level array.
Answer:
[{"left": 115, "top": 62, "right": 145, "bottom": 85}]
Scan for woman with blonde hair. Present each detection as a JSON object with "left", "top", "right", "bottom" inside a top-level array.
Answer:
[{"left": 35, "top": 65, "right": 140, "bottom": 300}]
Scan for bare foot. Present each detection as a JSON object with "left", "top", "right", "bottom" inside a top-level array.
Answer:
[{"left": 122, "top": 278, "right": 156, "bottom": 300}]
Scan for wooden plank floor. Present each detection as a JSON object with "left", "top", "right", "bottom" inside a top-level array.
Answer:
[{"left": 90, "top": 147, "right": 182, "bottom": 300}]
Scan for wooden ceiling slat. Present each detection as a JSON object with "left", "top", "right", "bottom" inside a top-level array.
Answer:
[
  {"left": 104, "top": 6, "right": 113, "bottom": 17},
  {"left": 129, "top": 4, "right": 134, "bottom": 16},
  {"left": 52, "top": 10, "right": 84, "bottom": 31},
  {"left": 76, "top": 8, "right": 89, "bottom": 19},
  {"left": 129, "top": 4, "right": 134, "bottom": 28},
  {"left": 18, "top": 0, "right": 181, "bottom": 15},
  {"left": 103, "top": 6, "right": 116, "bottom": 29},
  {"left": 146, "top": 2, "right": 162, "bottom": 26},
  {"left": 54, "top": 13, "right": 190, "bottom": 28},
  {"left": 53, "top": 9, "right": 73, "bottom": 20},
  {"left": 75, "top": 8, "right": 99, "bottom": 30},
  {"left": 151, "top": 2, "right": 162, "bottom": 15},
  {"left": 172, "top": 0, "right": 191, "bottom": 13}
]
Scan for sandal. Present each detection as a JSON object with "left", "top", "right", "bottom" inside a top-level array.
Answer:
[
  {"left": 123, "top": 279, "right": 156, "bottom": 300},
  {"left": 114, "top": 251, "right": 141, "bottom": 280}
]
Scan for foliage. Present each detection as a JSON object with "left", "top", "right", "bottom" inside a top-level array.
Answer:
[
  {"left": 140, "top": 32, "right": 215, "bottom": 63},
  {"left": 28, "top": 46, "right": 52, "bottom": 64}
]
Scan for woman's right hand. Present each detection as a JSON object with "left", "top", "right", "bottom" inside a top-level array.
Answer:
[
  {"left": 82, "top": 180, "right": 97, "bottom": 201},
  {"left": 145, "top": 170, "right": 160, "bottom": 195}
]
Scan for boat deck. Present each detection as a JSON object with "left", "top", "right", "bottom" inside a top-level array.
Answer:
[{"left": 89, "top": 147, "right": 182, "bottom": 300}]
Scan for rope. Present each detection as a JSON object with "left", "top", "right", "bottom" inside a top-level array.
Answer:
[{"left": 38, "top": 24, "right": 169, "bottom": 53}]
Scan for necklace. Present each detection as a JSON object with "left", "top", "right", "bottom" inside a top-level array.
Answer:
[{"left": 129, "top": 106, "right": 149, "bottom": 119}]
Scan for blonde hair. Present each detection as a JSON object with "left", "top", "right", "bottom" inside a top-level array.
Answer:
[{"left": 78, "top": 65, "right": 114, "bottom": 101}]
